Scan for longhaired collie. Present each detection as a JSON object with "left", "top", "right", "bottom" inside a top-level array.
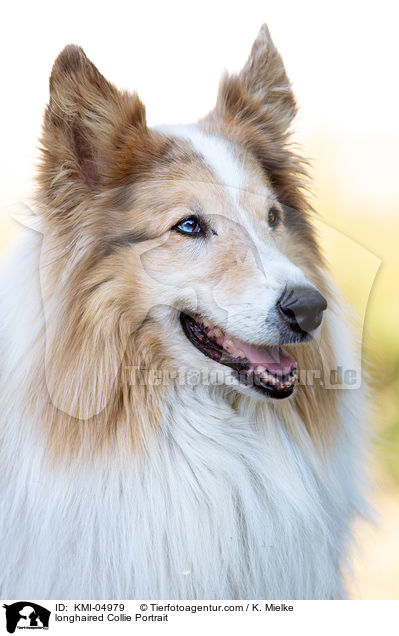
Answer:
[{"left": 0, "top": 25, "right": 367, "bottom": 599}]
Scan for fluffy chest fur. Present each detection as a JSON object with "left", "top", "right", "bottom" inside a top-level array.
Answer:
[{"left": 0, "top": 378, "right": 358, "bottom": 600}]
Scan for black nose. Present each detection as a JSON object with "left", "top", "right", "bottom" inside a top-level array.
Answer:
[{"left": 278, "top": 285, "right": 327, "bottom": 334}]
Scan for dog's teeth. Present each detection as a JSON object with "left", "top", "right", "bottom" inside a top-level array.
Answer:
[
  {"left": 253, "top": 364, "right": 298, "bottom": 390},
  {"left": 224, "top": 337, "right": 234, "bottom": 346},
  {"left": 201, "top": 318, "right": 212, "bottom": 329},
  {"left": 194, "top": 316, "right": 297, "bottom": 393}
]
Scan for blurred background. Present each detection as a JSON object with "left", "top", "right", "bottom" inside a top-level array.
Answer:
[{"left": 1, "top": 0, "right": 398, "bottom": 599}]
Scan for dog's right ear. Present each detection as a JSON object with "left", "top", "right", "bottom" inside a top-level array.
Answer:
[{"left": 39, "top": 45, "right": 165, "bottom": 207}]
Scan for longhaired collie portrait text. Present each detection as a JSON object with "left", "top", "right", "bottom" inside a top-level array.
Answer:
[{"left": 0, "top": 25, "right": 368, "bottom": 599}]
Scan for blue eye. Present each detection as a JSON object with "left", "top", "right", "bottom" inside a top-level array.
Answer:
[{"left": 173, "top": 216, "right": 203, "bottom": 236}]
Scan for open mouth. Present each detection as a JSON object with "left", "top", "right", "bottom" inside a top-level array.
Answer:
[{"left": 180, "top": 313, "right": 297, "bottom": 399}]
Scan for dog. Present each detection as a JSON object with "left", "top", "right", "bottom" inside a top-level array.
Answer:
[{"left": 0, "top": 25, "right": 367, "bottom": 599}]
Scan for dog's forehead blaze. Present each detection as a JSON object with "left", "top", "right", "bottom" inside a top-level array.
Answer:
[{"left": 121, "top": 131, "right": 273, "bottom": 235}]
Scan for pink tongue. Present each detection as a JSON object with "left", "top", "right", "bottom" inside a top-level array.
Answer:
[{"left": 228, "top": 338, "right": 295, "bottom": 375}]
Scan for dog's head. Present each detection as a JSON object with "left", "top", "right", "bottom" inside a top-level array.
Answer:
[{"left": 37, "top": 26, "right": 331, "bottom": 419}]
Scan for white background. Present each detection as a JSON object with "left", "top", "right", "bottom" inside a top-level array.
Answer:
[{"left": 1, "top": 0, "right": 399, "bottom": 208}]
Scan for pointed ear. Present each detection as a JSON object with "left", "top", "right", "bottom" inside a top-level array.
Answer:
[
  {"left": 40, "top": 45, "right": 165, "bottom": 202},
  {"left": 236, "top": 24, "right": 296, "bottom": 124},
  {"left": 214, "top": 24, "right": 296, "bottom": 132},
  {"left": 208, "top": 25, "right": 306, "bottom": 210}
]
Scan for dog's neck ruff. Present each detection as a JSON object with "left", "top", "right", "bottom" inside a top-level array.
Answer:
[{"left": 0, "top": 233, "right": 367, "bottom": 599}]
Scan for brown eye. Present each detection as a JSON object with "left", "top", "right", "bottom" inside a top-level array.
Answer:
[{"left": 268, "top": 207, "right": 280, "bottom": 227}]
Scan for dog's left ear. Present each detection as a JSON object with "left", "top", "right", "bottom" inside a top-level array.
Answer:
[
  {"left": 212, "top": 24, "right": 296, "bottom": 135},
  {"left": 207, "top": 25, "right": 304, "bottom": 209}
]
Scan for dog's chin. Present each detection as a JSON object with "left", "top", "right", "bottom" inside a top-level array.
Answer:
[{"left": 180, "top": 313, "right": 298, "bottom": 400}]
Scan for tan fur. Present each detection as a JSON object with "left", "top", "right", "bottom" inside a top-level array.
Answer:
[{"left": 30, "top": 27, "right": 343, "bottom": 467}]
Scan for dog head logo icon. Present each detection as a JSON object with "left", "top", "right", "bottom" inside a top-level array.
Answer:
[{"left": 2, "top": 602, "right": 50, "bottom": 633}]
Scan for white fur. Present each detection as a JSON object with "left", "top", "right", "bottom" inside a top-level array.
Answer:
[
  {"left": 0, "top": 228, "right": 368, "bottom": 599},
  {"left": 156, "top": 125, "right": 249, "bottom": 204}
]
